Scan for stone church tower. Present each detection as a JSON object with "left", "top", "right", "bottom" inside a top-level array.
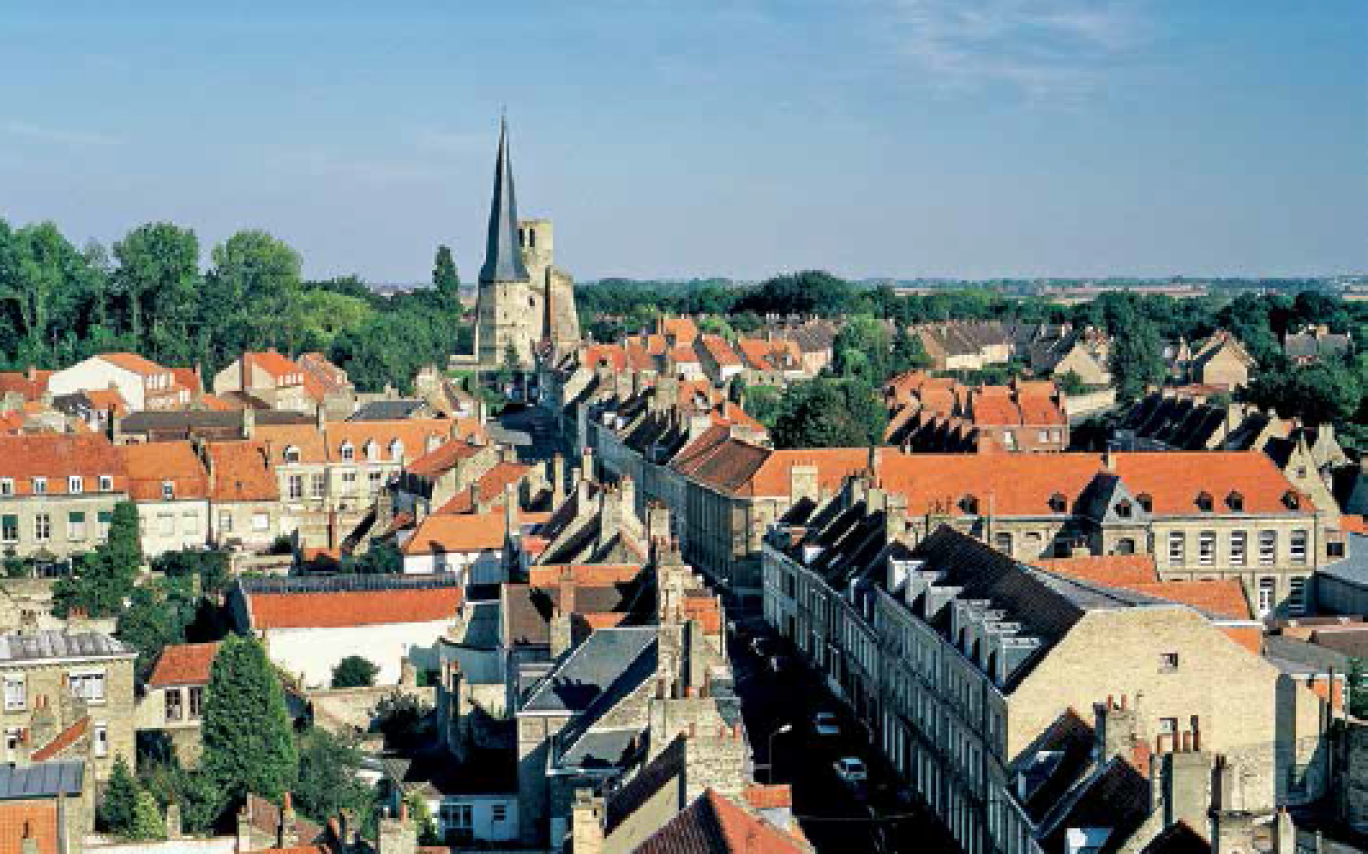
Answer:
[{"left": 473, "top": 119, "right": 579, "bottom": 369}]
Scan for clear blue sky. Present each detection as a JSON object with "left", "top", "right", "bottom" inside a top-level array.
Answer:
[{"left": 2, "top": 2, "right": 1364, "bottom": 282}]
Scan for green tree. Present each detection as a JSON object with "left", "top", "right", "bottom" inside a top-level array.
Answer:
[
  {"left": 771, "top": 378, "right": 888, "bottom": 449},
  {"left": 889, "top": 323, "right": 931, "bottom": 375},
  {"left": 432, "top": 245, "right": 460, "bottom": 305},
  {"left": 331, "top": 655, "right": 379, "bottom": 688},
  {"left": 201, "top": 634, "right": 298, "bottom": 805},
  {"left": 1057, "top": 370, "right": 1088, "bottom": 396},
  {"left": 112, "top": 223, "right": 200, "bottom": 360},
  {"left": 1109, "top": 318, "right": 1167, "bottom": 405},
  {"left": 352, "top": 542, "right": 402, "bottom": 575},
  {"left": 208, "top": 230, "right": 303, "bottom": 353},
  {"left": 52, "top": 501, "right": 143, "bottom": 618},
  {"left": 129, "top": 790, "right": 167, "bottom": 841},
  {"left": 406, "top": 792, "right": 441, "bottom": 845},
  {"left": 832, "top": 316, "right": 892, "bottom": 384},
  {"left": 116, "top": 579, "right": 202, "bottom": 680},
  {"left": 294, "top": 727, "right": 377, "bottom": 827},
  {"left": 99, "top": 755, "right": 140, "bottom": 835}
]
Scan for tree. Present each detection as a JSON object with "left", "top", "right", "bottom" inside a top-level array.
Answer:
[
  {"left": 1057, "top": 370, "right": 1088, "bottom": 396},
  {"left": 1109, "top": 318, "right": 1167, "bottom": 405},
  {"left": 832, "top": 316, "right": 892, "bottom": 384},
  {"left": 294, "top": 727, "right": 377, "bottom": 827},
  {"left": 771, "top": 378, "right": 888, "bottom": 449},
  {"left": 99, "top": 755, "right": 140, "bottom": 835},
  {"left": 112, "top": 223, "right": 200, "bottom": 360},
  {"left": 208, "top": 230, "right": 303, "bottom": 353},
  {"left": 201, "top": 634, "right": 298, "bottom": 806},
  {"left": 129, "top": 790, "right": 167, "bottom": 841},
  {"left": 432, "top": 245, "right": 460, "bottom": 305},
  {"left": 889, "top": 323, "right": 931, "bottom": 375},
  {"left": 52, "top": 501, "right": 143, "bottom": 618},
  {"left": 352, "top": 542, "right": 402, "bottom": 575},
  {"left": 406, "top": 792, "right": 441, "bottom": 845},
  {"left": 116, "top": 579, "right": 202, "bottom": 680},
  {"left": 331, "top": 655, "right": 380, "bottom": 688}
]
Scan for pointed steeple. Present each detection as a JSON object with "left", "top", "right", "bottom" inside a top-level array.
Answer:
[{"left": 479, "top": 116, "right": 531, "bottom": 284}]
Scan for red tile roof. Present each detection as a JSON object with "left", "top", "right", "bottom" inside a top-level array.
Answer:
[
  {"left": 401, "top": 511, "right": 507, "bottom": 555},
  {"left": 0, "top": 801, "right": 60, "bottom": 854},
  {"left": 249, "top": 587, "right": 463, "bottom": 629},
  {"left": 436, "top": 462, "right": 532, "bottom": 514},
  {"left": 97, "top": 352, "right": 171, "bottom": 377},
  {"left": 31, "top": 717, "right": 89, "bottom": 762},
  {"left": 743, "top": 784, "right": 793, "bottom": 809},
  {"left": 206, "top": 440, "right": 279, "bottom": 501},
  {"left": 83, "top": 388, "right": 128, "bottom": 417},
  {"left": 0, "top": 370, "right": 53, "bottom": 402},
  {"left": 1039, "top": 554, "right": 1252, "bottom": 620},
  {"left": 148, "top": 642, "right": 221, "bottom": 688},
  {"left": 0, "top": 434, "right": 128, "bottom": 494},
  {"left": 636, "top": 789, "right": 809, "bottom": 854},
  {"left": 1036, "top": 555, "right": 1159, "bottom": 587},
  {"left": 118, "top": 441, "right": 210, "bottom": 500},
  {"left": 698, "top": 335, "right": 742, "bottom": 367},
  {"left": 407, "top": 439, "right": 487, "bottom": 478},
  {"left": 527, "top": 564, "right": 643, "bottom": 587}
]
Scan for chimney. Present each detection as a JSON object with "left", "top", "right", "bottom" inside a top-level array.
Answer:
[
  {"left": 1094, "top": 697, "right": 1139, "bottom": 763},
  {"left": 315, "top": 404, "right": 326, "bottom": 431},
  {"left": 789, "top": 464, "right": 819, "bottom": 503},
  {"left": 240, "top": 353, "right": 251, "bottom": 393},
  {"left": 242, "top": 407, "right": 256, "bottom": 439},
  {"left": 551, "top": 453, "right": 566, "bottom": 507},
  {"left": 581, "top": 446, "right": 595, "bottom": 482},
  {"left": 378, "top": 801, "right": 417, "bottom": 854},
  {"left": 1166, "top": 749, "right": 1214, "bottom": 833},
  {"left": 504, "top": 483, "right": 519, "bottom": 535}
]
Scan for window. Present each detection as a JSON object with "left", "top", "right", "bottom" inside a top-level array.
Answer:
[
  {"left": 1, "top": 515, "right": 17, "bottom": 543},
  {"left": 158, "top": 513, "right": 175, "bottom": 536},
  {"left": 0, "top": 478, "right": 12, "bottom": 496},
  {"left": 958, "top": 495, "right": 979, "bottom": 515},
  {"left": 1259, "top": 531, "right": 1277, "bottom": 566},
  {"left": 68, "top": 476, "right": 83, "bottom": 495},
  {"left": 252, "top": 513, "right": 269, "bottom": 532},
  {"left": 4, "top": 728, "right": 19, "bottom": 763},
  {"left": 183, "top": 512, "right": 199, "bottom": 535},
  {"left": 1226, "top": 491, "right": 1244, "bottom": 512},
  {"left": 1115, "top": 500, "right": 1133, "bottom": 519},
  {"left": 1001, "top": 430, "right": 1017, "bottom": 450},
  {"left": 1195, "top": 491, "right": 1212, "bottom": 513},
  {"left": 339, "top": 441, "right": 355, "bottom": 461},
  {"left": 283, "top": 446, "right": 301, "bottom": 464},
  {"left": 1037, "top": 430, "right": 1049, "bottom": 443},
  {"left": 31, "top": 477, "right": 46, "bottom": 495},
  {"left": 99, "top": 475, "right": 113, "bottom": 492},
  {"left": 218, "top": 510, "right": 232, "bottom": 532},
  {"left": 288, "top": 475, "right": 304, "bottom": 500},
  {"left": 93, "top": 724, "right": 108, "bottom": 757},
  {"left": 165, "top": 688, "right": 184, "bottom": 721},
  {"left": 3, "top": 675, "right": 25, "bottom": 711},
  {"left": 188, "top": 686, "right": 204, "bottom": 719},
  {"left": 1167, "top": 531, "right": 1185, "bottom": 565},
  {"left": 1290, "top": 530, "right": 1308, "bottom": 565},
  {"left": 441, "top": 803, "right": 474, "bottom": 843},
  {"left": 1289, "top": 577, "right": 1307, "bottom": 616},
  {"left": 1258, "top": 578, "right": 1276, "bottom": 616},
  {"left": 364, "top": 440, "right": 378, "bottom": 461},
  {"left": 1136, "top": 493, "right": 1153, "bottom": 513},
  {"left": 310, "top": 474, "right": 326, "bottom": 500},
  {"left": 1160, "top": 653, "right": 1179, "bottom": 672},
  {"left": 1329, "top": 541, "right": 1347, "bottom": 559},
  {"left": 34, "top": 513, "right": 50, "bottom": 542},
  {"left": 1198, "top": 531, "right": 1216, "bottom": 567},
  {"left": 161, "top": 481, "right": 175, "bottom": 500},
  {"left": 341, "top": 470, "right": 357, "bottom": 486},
  {"left": 490, "top": 804, "right": 508, "bottom": 823},
  {"left": 69, "top": 670, "right": 105, "bottom": 703},
  {"left": 389, "top": 440, "right": 404, "bottom": 461},
  {"left": 1230, "top": 531, "right": 1247, "bottom": 566},
  {"left": 1048, "top": 493, "right": 1068, "bottom": 513},
  {"left": 68, "top": 512, "right": 87, "bottom": 542},
  {"left": 369, "top": 470, "right": 384, "bottom": 490},
  {"left": 1115, "top": 537, "right": 1136, "bottom": 556},
  {"left": 993, "top": 532, "right": 1013, "bottom": 554}
]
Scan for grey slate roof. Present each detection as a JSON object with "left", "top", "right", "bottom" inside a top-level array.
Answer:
[
  {"left": 478, "top": 118, "right": 531, "bottom": 284},
  {"left": 521, "top": 626, "right": 657, "bottom": 713},
  {"left": 0, "top": 631, "right": 132, "bottom": 663},
  {"left": 1263, "top": 635, "right": 1352, "bottom": 676},
  {"left": 347, "top": 400, "right": 427, "bottom": 421},
  {"left": 0, "top": 762, "right": 84, "bottom": 799}
]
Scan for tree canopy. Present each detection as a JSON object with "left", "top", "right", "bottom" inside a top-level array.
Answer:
[
  {"left": 771, "top": 378, "right": 888, "bottom": 449},
  {"left": 201, "top": 634, "right": 298, "bottom": 807}
]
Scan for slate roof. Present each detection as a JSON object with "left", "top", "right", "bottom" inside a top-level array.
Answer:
[
  {"left": 520, "top": 626, "right": 657, "bottom": 713},
  {"left": 0, "top": 631, "right": 132, "bottom": 663},
  {"left": 120, "top": 409, "right": 311, "bottom": 440},
  {"left": 1263, "top": 634, "right": 1352, "bottom": 676},
  {"left": 478, "top": 118, "right": 530, "bottom": 284},
  {"left": 605, "top": 735, "right": 688, "bottom": 833},
  {"left": 1039, "top": 757, "right": 1153, "bottom": 854},
  {"left": 348, "top": 400, "right": 429, "bottom": 421},
  {"left": 0, "top": 763, "right": 83, "bottom": 800},
  {"left": 1139, "top": 821, "right": 1211, "bottom": 854}
]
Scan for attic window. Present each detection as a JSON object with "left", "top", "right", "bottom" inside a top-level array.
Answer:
[
  {"left": 1226, "top": 491, "right": 1244, "bottom": 512},
  {"left": 1136, "top": 493, "right": 1153, "bottom": 513},
  {"left": 1114, "top": 500, "right": 1133, "bottom": 519},
  {"left": 1048, "top": 492, "right": 1067, "bottom": 514},
  {"left": 340, "top": 441, "right": 355, "bottom": 462},
  {"left": 1196, "top": 491, "right": 1213, "bottom": 513},
  {"left": 959, "top": 495, "right": 979, "bottom": 515},
  {"left": 364, "top": 440, "right": 378, "bottom": 461},
  {"left": 1283, "top": 491, "right": 1301, "bottom": 510},
  {"left": 283, "top": 446, "right": 301, "bottom": 464},
  {"left": 389, "top": 439, "right": 404, "bottom": 462}
]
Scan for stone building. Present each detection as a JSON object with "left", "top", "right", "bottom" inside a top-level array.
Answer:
[
  {"left": 135, "top": 641, "right": 219, "bottom": 768},
  {"left": 0, "top": 631, "right": 137, "bottom": 783},
  {"left": 0, "top": 434, "right": 130, "bottom": 560},
  {"left": 472, "top": 119, "right": 579, "bottom": 369}
]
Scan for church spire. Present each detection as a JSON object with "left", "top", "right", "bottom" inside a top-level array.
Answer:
[{"left": 479, "top": 116, "right": 531, "bottom": 284}]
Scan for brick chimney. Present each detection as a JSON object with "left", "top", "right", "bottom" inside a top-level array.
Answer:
[
  {"left": 278, "top": 792, "right": 298, "bottom": 848},
  {"left": 570, "top": 788, "right": 605, "bottom": 854}
]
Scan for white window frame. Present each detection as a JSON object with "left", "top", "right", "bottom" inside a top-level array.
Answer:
[
  {"left": 3, "top": 675, "right": 26, "bottom": 711},
  {"left": 1167, "top": 531, "right": 1185, "bottom": 566},
  {"left": 68, "top": 511, "right": 87, "bottom": 542},
  {"left": 1259, "top": 530, "right": 1277, "bottom": 566},
  {"left": 34, "top": 513, "right": 51, "bottom": 542},
  {"left": 339, "top": 442, "right": 355, "bottom": 462},
  {"left": 1258, "top": 577, "right": 1276, "bottom": 616},
  {"left": 252, "top": 512, "right": 270, "bottom": 532},
  {"left": 31, "top": 477, "right": 46, "bottom": 496},
  {"left": 98, "top": 475, "right": 113, "bottom": 492},
  {"left": 93, "top": 723, "right": 108, "bottom": 756},
  {"left": 1290, "top": 530, "right": 1308, "bottom": 565},
  {"left": 1288, "top": 577, "right": 1308, "bottom": 616},
  {"left": 0, "top": 478, "right": 12, "bottom": 496},
  {"left": 1230, "top": 531, "right": 1247, "bottom": 566},
  {"left": 1197, "top": 531, "right": 1216, "bottom": 567},
  {"left": 68, "top": 476, "right": 83, "bottom": 495},
  {"left": 161, "top": 481, "right": 175, "bottom": 500},
  {"left": 69, "top": 669, "right": 106, "bottom": 704},
  {"left": 288, "top": 475, "right": 304, "bottom": 500}
]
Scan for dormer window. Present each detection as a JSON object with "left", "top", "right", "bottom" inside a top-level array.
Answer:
[
  {"left": 389, "top": 439, "right": 404, "bottom": 462},
  {"left": 32, "top": 478, "right": 46, "bottom": 496},
  {"left": 1283, "top": 491, "right": 1301, "bottom": 510},
  {"left": 340, "top": 441, "right": 355, "bottom": 462},
  {"left": 283, "top": 446, "right": 301, "bottom": 464},
  {"left": 99, "top": 475, "right": 113, "bottom": 492},
  {"left": 1226, "top": 491, "right": 1244, "bottom": 512},
  {"left": 958, "top": 495, "right": 979, "bottom": 515},
  {"left": 1195, "top": 491, "right": 1213, "bottom": 513},
  {"left": 1048, "top": 492, "right": 1067, "bottom": 514},
  {"left": 0, "top": 479, "right": 12, "bottom": 497},
  {"left": 162, "top": 481, "right": 175, "bottom": 501},
  {"left": 1115, "top": 500, "right": 1133, "bottom": 519},
  {"left": 364, "top": 440, "right": 378, "bottom": 462},
  {"left": 1136, "top": 493, "right": 1153, "bottom": 513},
  {"left": 68, "top": 476, "right": 83, "bottom": 495}
]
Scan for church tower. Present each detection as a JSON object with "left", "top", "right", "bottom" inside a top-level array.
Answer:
[{"left": 473, "top": 119, "right": 579, "bottom": 369}]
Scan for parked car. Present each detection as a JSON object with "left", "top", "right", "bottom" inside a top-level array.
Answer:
[
  {"left": 833, "top": 757, "right": 869, "bottom": 784},
  {"left": 813, "top": 711, "right": 840, "bottom": 736}
]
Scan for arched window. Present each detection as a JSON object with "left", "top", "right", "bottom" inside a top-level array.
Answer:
[
  {"left": 959, "top": 495, "right": 979, "bottom": 515},
  {"left": 283, "top": 446, "right": 300, "bottom": 464},
  {"left": 1226, "top": 491, "right": 1244, "bottom": 512},
  {"left": 363, "top": 440, "right": 378, "bottom": 462},
  {"left": 1048, "top": 492, "right": 1068, "bottom": 514},
  {"left": 389, "top": 439, "right": 404, "bottom": 462},
  {"left": 339, "top": 441, "right": 355, "bottom": 462},
  {"left": 1195, "top": 491, "right": 1213, "bottom": 513}
]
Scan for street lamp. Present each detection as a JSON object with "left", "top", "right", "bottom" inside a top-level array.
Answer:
[{"left": 768, "top": 723, "right": 793, "bottom": 784}]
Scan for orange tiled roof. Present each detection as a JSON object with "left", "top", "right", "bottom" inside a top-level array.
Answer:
[
  {"left": 31, "top": 717, "right": 89, "bottom": 762},
  {"left": 0, "top": 434, "right": 128, "bottom": 494},
  {"left": 743, "top": 784, "right": 794, "bottom": 809},
  {"left": 254, "top": 419, "right": 470, "bottom": 467},
  {"left": 698, "top": 335, "right": 742, "bottom": 367},
  {"left": 1129, "top": 581, "right": 1252, "bottom": 621},
  {"left": 249, "top": 586, "right": 462, "bottom": 629},
  {"left": 1221, "top": 626, "right": 1263, "bottom": 654},
  {"left": 198, "top": 393, "right": 242, "bottom": 411},
  {"left": 636, "top": 788, "right": 808, "bottom": 854},
  {"left": 206, "top": 440, "right": 279, "bottom": 501},
  {"left": 437, "top": 461, "right": 533, "bottom": 514},
  {"left": 83, "top": 388, "right": 128, "bottom": 416},
  {"left": 402, "top": 511, "right": 507, "bottom": 555},
  {"left": 527, "top": 564, "right": 643, "bottom": 587},
  {"left": 98, "top": 352, "right": 170, "bottom": 377},
  {"left": 0, "top": 801, "right": 60, "bottom": 854},
  {"left": 1036, "top": 555, "right": 1158, "bottom": 587},
  {"left": 1039, "top": 554, "right": 1252, "bottom": 620},
  {"left": 148, "top": 642, "right": 220, "bottom": 688},
  {"left": 170, "top": 367, "right": 203, "bottom": 396},
  {"left": 407, "top": 439, "right": 487, "bottom": 479},
  {"left": 660, "top": 317, "right": 700, "bottom": 344},
  {"left": 0, "top": 369, "right": 54, "bottom": 402},
  {"left": 118, "top": 441, "right": 210, "bottom": 500}
]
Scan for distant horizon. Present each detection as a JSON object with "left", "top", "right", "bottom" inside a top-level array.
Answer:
[{"left": 3, "top": 3, "right": 1364, "bottom": 282}]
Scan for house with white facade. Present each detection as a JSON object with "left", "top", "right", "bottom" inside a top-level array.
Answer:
[
  {"left": 48, "top": 353, "right": 194, "bottom": 411},
  {"left": 118, "top": 441, "right": 211, "bottom": 555}
]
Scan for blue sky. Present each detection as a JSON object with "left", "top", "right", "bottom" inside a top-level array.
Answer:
[{"left": 1, "top": 1, "right": 1364, "bottom": 282}]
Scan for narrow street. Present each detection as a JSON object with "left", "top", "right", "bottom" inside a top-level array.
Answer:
[{"left": 728, "top": 628, "right": 961, "bottom": 853}]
